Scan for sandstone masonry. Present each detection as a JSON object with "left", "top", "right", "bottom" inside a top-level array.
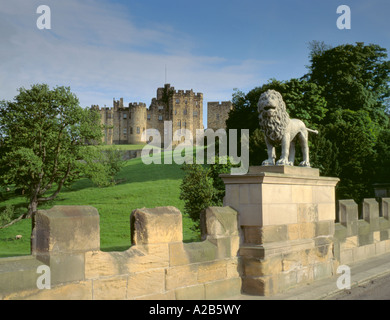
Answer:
[{"left": 92, "top": 84, "right": 206, "bottom": 145}]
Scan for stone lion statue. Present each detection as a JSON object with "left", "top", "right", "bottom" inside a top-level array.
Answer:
[{"left": 257, "top": 89, "right": 318, "bottom": 167}]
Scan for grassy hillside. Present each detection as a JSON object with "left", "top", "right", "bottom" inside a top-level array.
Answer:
[{"left": 0, "top": 154, "right": 200, "bottom": 258}]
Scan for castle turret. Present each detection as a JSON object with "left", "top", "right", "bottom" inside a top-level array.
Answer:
[
  {"left": 128, "top": 103, "right": 147, "bottom": 144},
  {"left": 207, "top": 101, "right": 233, "bottom": 130}
]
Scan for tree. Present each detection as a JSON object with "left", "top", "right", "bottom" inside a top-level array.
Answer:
[
  {"left": 179, "top": 157, "right": 235, "bottom": 229},
  {"left": 304, "top": 42, "right": 390, "bottom": 201},
  {"left": 304, "top": 42, "right": 390, "bottom": 126},
  {"left": 226, "top": 42, "right": 390, "bottom": 203},
  {"left": 0, "top": 84, "right": 106, "bottom": 222}
]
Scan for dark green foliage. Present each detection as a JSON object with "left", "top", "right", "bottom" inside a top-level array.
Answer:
[
  {"left": 179, "top": 157, "right": 235, "bottom": 228},
  {"left": 0, "top": 84, "right": 109, "bottom": 217},
  {"left": 227, "top": 42, "right": 390, "bottom": 203}
]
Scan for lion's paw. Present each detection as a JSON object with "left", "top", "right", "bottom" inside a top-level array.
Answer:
[
  {"left": 299, "top": 161, "right": 311, "bottom": 167},
  {"left": 276, "top": 158, "right": 292, "bottom": 166},
  {"left": 262, "top": 159, "right": 275, "bottom": 166}
]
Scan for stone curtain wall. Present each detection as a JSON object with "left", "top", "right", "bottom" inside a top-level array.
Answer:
[
  {"left": 0, "top": 206, "right": 241, "bottom": 300},
  {"left": 334, "top": 198, "right": 390, "bottom": 265},
  {"left": 1, "top": 197, "right": 390, "bottom": 299}
]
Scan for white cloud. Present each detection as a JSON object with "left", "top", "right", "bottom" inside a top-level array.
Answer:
[{"left": 0, "top": 0, "right": 273, "bottom": 125}]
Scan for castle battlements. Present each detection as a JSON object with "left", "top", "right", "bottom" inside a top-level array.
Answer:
[
  {"left": 128, "top": 102, "right": 147, "bottom": 109},
  {"left": 91, "top": 84, "right": 232, "bottom": 145}
]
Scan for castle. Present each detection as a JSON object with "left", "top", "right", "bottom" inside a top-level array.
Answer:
[{"left": 91, "top": 84, "right": 233, "bottom": 145}]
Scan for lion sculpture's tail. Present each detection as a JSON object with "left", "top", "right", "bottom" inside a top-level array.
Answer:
[{"left": 307, "top": 128, "right": 319, "bottom": 134}]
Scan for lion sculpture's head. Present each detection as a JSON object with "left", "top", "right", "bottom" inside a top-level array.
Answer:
[{"left": 257, "top": 89, "right": 290, "bottom": 142}]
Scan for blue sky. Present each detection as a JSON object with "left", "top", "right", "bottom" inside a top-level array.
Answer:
[{"left": 1, "top": 0, "right": 389, "bottom": 128}]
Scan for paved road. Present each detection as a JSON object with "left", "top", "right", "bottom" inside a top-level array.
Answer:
[{"left": 326, "top": 273, "right": 390, "bottom": 300}]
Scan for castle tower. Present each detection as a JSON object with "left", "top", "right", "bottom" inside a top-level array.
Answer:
[
  {"left": 92, "top": 104, "right": 114, "bottom": 144},
  {"left": 92, "top": 84, "right": 204, "bottom": 146},
  {"left": 128, "top": 103, "right": 147, "bottom": 144},
  {"left": 148, "top": 84, "right": 204, "bottom": 146},
  {"left": 207, "top": 101, "right": 233, "bottom": 130}
]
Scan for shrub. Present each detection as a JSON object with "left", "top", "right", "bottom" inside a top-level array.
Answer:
[
  {"left": 0, "top": 204, "right": 15, "bottom": 226},
  {"left": 179, "top": 157, "right": 235, "bottom": 229}
]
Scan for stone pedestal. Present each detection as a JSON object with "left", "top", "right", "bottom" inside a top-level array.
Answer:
[{"left": 220, "top": 166, "right": 339, "bottom": 296}]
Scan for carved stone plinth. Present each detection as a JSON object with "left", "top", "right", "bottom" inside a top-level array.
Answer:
[{"left": 221, "top": 166, "right": 339, "bottom": 296}]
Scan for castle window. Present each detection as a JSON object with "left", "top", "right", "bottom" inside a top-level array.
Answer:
[
  {"left": 137, "top": 127, "right": 140, "bottom": 134},
  {"left": 183, "top": 109, "right": 187, "bottom": 115},
  {"left": 130, "top": 127, "right": 133, "bottom": 134},
  {"left": 185, "top": 99, "right": 188, "bottom": 104},
  {"left": 123, "top": 113, "right": 127, "bottom": 119},
  {"left": 158, "top": 105, "right": 164, "bottom": 110},
  {"left": 107, "top": 113, "right": 112, "bottom": 119},
  {"left": 175, "top": 99, "right": 180, "bottom": 104},
  {"left": 174, "top": 110, "right": 177, "bottom": 115},
  {"left": 178, "top": 120, "right": 181, "bottom": 128},
  {"left": 158, "top": 115, "right": 163, "bottom": 121},
  {"left": 147, "top": 114, "right": 151, "bottom": 120},
  {"left": 123, "top": 128, "right": 127, "bottom": 135},
  {"left": 193, "top": 111, "right": 198, "bottom": 116},
  {"left": 216, "top": 114, "right": 220, "bottom": 120}
]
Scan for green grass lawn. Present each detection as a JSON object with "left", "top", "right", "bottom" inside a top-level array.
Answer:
[{"left": 0, "top": 153, "right": 200, "bottom": 258}]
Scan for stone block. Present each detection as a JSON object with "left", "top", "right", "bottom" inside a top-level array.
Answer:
[
  {"left": 130, "top": 206, "right": 183, "bottom": 245},
  {"left": 248, "top": 165, "right": 319, "bottom": 177},
  {"left": 292, "top": 185, "right": 313, "bottom": 204},
  {"left": 262, "top": 184, "right": 292, "bottom": 204},
  {"left": 223, "top": 185, "right": 239, "bottom": 210},
  {"left": 93, "top": 276, "right": 128, "bottom": 300},
  {"left": 312, "top": 186, "right": 335, "bottom": 204},
  {"left": 338, "top": 200, "right": 358, "bottom": 236},
  {"left": 175, "top": 284, "right": 205, "bottom": 300},
  {"left": 5, "top": 281, "right": 93, "bottom": 300},
  {"left": 165, "top": 265, "right": 198, "bottom": 290},
  {"left": 85, "top": 251, "right": 120, "bottom": 279},
  {"left": 48, "top": 253, "right": 85, "bottom": 285},
  {"left": 315, "top": 220, "right": 335, "bottom": 237},
  {"left": 126, "top": 244, "right": 170, "bottom": 272},
  {"left": 287, "top": 224, "right": 300, "bottom": 241},
  {"left": 318, "top": 203, "right": 336, "bottom": 221},
  {"left": 261, "top": 225, "right": 289, "bottom": 243},
  {"left": 135, "top": 290, "right": 176, "bottom": 300},
  {"left": 363, "top": 199, "right": 380, "bottom": 231},
  {"left": 263, "top": 204, "right": 298, "bottom": 226},
  {"left": 31, "top": 206, "right": 100, "bottom": 255},
  {"left": 299, "top": 222, "right": 316, "bottom": 239},
  {"left": 382, "top": 198, "right": 390, "bottom": 220},
  {"left": 169, "top": 241, "right": 217, "bottom": 266},
  {"left": 297, "top": 204, "right": 318, "bottom": 223},
  {"left": 127, "top": 269, "right": 165, "bottom": 299},
  {"left": 242, "top": 255, "right": 283, "bottom": 276},
  {"left": 208, "top": 236, "right": 240, "bottom": 258},
  {"left": 0, "top": 256, "right": 43, "bottom": 295},
  {"left": 238, "top": 204, "right": 262, "bottom": 226},
  {"left": 313, "top": 262, "right": 334, "bottom": 280},
  {"left": 241, "top": 276, "right": 271, "bottom": 296},
  {"left": 375, "top": 241, "right": 387, "bottom": 256},
  {"left": 204, "top": 278, "right": 242, "bottom": 300},
  {"left": 197, "top": 260, "right": 227, "bottom": 283},
  {"left": 226, "top": 258, "right": 241, "bottom": 278},
  {"left": 202, "top": 206, "right": 238, "bottom": 239},
  {"left": 340, "top": 236, "right": 358, "bottom": 251}
]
